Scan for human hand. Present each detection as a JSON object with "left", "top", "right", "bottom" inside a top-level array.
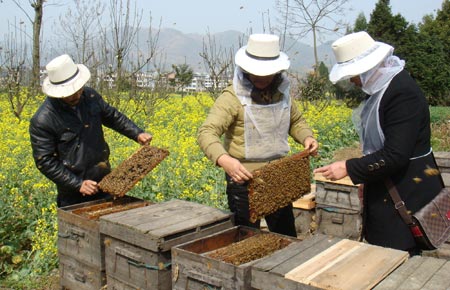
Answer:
[
  {"left": 304, "top": 136, "right": 319, "bottom": 156},
  {"left": 217, "top": 154, "right": 253, "bottom": 184},
  {"left": 137, "top": 132, "right": 152, "bottom": 145},
  {"left": 80, "top": 180, "right": 99, "bottom": 196},
  {"left": 313, "top": 160, "right": 348, "bottom": 181}
]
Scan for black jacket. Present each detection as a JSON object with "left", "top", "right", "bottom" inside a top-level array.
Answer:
[
  {"left": 29, "top": 87, "right": 144, "bottom": 206},
  {"left": 346, "top": 70, "right": 443, "bottom": 250}
]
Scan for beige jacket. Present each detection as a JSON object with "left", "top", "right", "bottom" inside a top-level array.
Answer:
[{"left": 197, "top": 85, "right": 314, "bottom": 172}]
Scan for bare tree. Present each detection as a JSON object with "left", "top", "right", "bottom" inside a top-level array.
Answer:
[
  {"left": 199, "top": 31, "right": 236, "bottom": 100},
  {"left": 276, "top": 0, "right": 349, "bottom": 72},
  {"left": 12, "top": 0, "right": 44, "bottom": 88},
  {"left": 101, "top": 0, "right": 142, "bottom": 90},
  {"left": 56, "top": 0, "right": 105, "bottom": 65},
  {"left": 2, "top": 21, "right": 34, "bottom": 120}
]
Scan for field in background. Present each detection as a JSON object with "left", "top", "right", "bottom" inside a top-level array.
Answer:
[{"left": 0, "top": 92, "right": 448, "bottom": 288}]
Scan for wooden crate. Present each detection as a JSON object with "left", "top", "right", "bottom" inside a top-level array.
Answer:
[
  {"left": 434, "top": 151, "right": 450, "bottom": 173},
  {"left": 314, "top": 174, "right": 362, "bottom": 240},
  {"left": 171, "top": 226, "right": 300, "bottom": 290},
  {"left": 374, "top": 255, "right": 450, "bottom": 289},
  {"left": 59, "top": 253, "right": 106, "bottom": 290},
  {"left": 99, "top": 199, "right": 234, "bottom": 290},
  {"left": 435, "top": 151, "right": 450, "bottom": 190},
  {"left": 57, "top": 196, "right": 150, "bottom": 289},
  {"left": 251, "top": 234, "right": 409, "bottom": 290}
]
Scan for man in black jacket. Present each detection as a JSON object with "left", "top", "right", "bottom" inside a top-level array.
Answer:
[
  {"left": 30, "top": 54, "right": 152, "bottom": 207},
  {"left": 314, "top": 32, "right": 444, "bottom": 254}
]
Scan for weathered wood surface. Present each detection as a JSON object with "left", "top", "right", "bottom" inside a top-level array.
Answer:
[
  {"left": 284, "top": 239, "right": 408, "bottom": 290},
  {"left": 251, "top": 235, "right": 410, "bottom": 290},
  {"left": 314, "top": 173, "right": 356, "bottom": 186},
  {"left": 100, "top": 199, "right": 234, "bottom": 252},
  {"left": 57, "top": 196, "right": 147, "bottom": 270},
  {"left": 374, "top": 255, "right": 450, "bottom": 290},
  {"left": 435, "top": 151, "right": 450, "bottom": 173},
  {"left": 251, "top": 235, "right": 340, "bottom": 290},
  {"left": 314, "top": 178, "right": 362, "bottom": 240},
  {"left": 103, "top": 235, "right": 172, "bottom": 290},
  {"left": 172, "top": 226, "right": 300, "bottom": 290},
  {"left": 59, "top": 253, "right": 106, "bottom": 290}
]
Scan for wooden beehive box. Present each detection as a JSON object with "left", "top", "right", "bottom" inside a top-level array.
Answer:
[
  {"left": 373, "top": 255, "right": 450, "bottom": 289},
  {"left": 57, "top": 196, "right": 150, "bottom": 290},
  {"left": 314, "top": 173, "right": 362, "bottom": 240},
  {"left": 251, "top": 234, "right": 409, "bottom": 290},
  {"left": 171, "top": 226, "right": 300, "bottom": 290},
  {"left": 99, "top": 199, "right": 234, "bottom": 290}
]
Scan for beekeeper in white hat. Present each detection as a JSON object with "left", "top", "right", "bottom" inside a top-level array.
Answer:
[
  {"left": 198, "top": 34, "right": 319, "bottom": 237},
  {"left": 314, "top": 31, "right": 444, "bottom": 255},
  {"left": 30, "top": 54, "right": 152, "bottom": 207}
]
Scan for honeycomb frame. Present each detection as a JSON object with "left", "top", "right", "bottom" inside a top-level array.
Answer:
[
  {"left": 98, "top": 145, "right": 169, "bottom": 196},
  {"left": 248, "top": 150, "right": 310, "bottom": 222}
]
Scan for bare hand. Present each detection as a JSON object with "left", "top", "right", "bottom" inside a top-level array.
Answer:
[
  {"left": 137, "top": 132, "right": 152, "bottom": 145},
  {"left": 80, "top": 180, "right": 99, "bottom": 196},
  {"left": 304, "top": 136, "right": 319, "bottom": 156},
  {"left": 313, "top": 160, "right": 347, "bottom": 181},
  {"left": 217, "top": 154, "right": 253, "bottom": 184}
]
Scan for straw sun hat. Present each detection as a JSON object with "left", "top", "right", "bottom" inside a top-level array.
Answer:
[
  {"left": 42, "top": 54, "right": 91, "bottom": 98},
  {"left": 329, "top": 31, "right": 393, "bottom": 84},
  {"left": 235, "top": 34, "right": 290, "bottom": 76}
]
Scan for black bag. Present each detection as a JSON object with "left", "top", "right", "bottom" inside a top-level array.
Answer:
[{"left": 385, "top": 178, "right": 450, "bottom": 250}]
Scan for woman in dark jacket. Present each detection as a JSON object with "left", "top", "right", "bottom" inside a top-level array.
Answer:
[
  {"left": 30, "top": 54, "right": 152, "bottom": 207},
  {"left": 314, "top": 32, "right": 444, "bottom": 254}
]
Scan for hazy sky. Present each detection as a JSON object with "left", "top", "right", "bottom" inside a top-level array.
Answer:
[{"left": 0, "top": 0, "right": 445, "bottom": 45}]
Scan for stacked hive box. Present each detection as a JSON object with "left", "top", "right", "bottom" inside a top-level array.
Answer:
[
  {"left": 314, "top": 174, "right": 362, "bottom": 240},
  {"left": 57, "top": 196, "right": 150, "bottom": 290},
  {"left": 99, "top": 199, "right": 234, "bottom": 289},
  {"left": 171, "top": 226, "right": 300, "bottom": 290},
  {"left": 251, "top": 234, "right": 409, "bottom": 290},
  {"left": 434, "top": 151, "right": 450, "bottom": 189}
]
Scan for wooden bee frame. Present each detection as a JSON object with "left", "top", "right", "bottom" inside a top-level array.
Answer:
[
  {"left": 248, "top": 150, "right": 310, "bottom": 223},
  {"left": 98, "top": 145, "right": 169, "bottom": 196}
]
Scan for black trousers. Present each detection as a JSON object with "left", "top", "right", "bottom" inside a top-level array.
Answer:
[{"left": 225, "top": 174, "right": 297, "bottom": 237}]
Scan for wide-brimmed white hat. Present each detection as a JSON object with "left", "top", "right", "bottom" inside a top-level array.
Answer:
[
  {"left": 42, "top": 54, "right": 91, "bottom": 98},
  {"left": 235, "top": 34, "right": 290, "bottom": 76},
  {"left": 329, "top": 31, "right": 393, "bottom": 84}
]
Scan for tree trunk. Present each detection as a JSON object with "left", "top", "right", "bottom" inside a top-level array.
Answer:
[{"left": 32, "top": 0, "right": 44, "bottom": 88}]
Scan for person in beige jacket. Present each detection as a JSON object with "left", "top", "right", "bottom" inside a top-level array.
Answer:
[{"left": 197, "top": 34, "right": 318, "bottom": 237}]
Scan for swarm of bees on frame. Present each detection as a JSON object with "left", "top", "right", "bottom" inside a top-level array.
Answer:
[
  {"left": 98, "top": 145, "right": 169, "bottom": 197},
  {"left": 206, "top": 233, "right": 292, "bottom": 265},
  {"left": 248, "top": 150, "right": 311, "bottom": 223}
]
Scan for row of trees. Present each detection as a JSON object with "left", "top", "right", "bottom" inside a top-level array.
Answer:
[
  {"left": 274, "top": 0, "right": 449, "bottom": 106},
  {"left": 351, "top": 0, "right": 450, "bottom": 105}
]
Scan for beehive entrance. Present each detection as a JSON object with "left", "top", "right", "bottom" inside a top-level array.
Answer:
[{"left": 248, "top": 150, "right": 311, "bottom": 222}]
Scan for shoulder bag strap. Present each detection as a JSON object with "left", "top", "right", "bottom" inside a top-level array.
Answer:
[{"left": 384, "top": 178, "right": 416, "bottom": 226}]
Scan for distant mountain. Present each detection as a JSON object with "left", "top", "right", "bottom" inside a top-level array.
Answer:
[{"left": 136, "top": 28, "right": 335, "bottom": 74}]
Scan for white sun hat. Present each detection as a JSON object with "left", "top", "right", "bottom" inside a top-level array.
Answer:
[
  {"left": 329, "top": 31, "right": 393, "bottom": 84},
  {"left": 235, "top": 34, "right": 290, "bottom": 76},
  {"left": 42, "top": 54, "right": 91, "bottom": 98}
]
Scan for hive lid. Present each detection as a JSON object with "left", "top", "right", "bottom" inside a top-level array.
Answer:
[
  {"left": 99, "top": 199, "right": 234, "bottom": 251},
  {"left": 248, "top": 150, "right": 310, "bottom": 222}
]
